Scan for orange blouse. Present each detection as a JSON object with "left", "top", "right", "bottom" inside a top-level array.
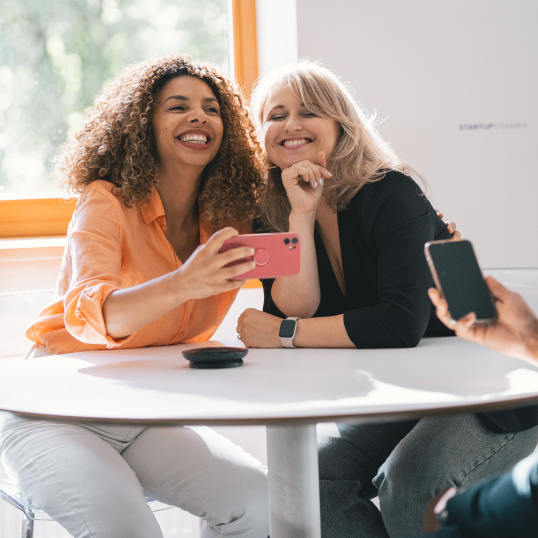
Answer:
[{"left": 26, "top": 180, "right": 250, "bottom": 354}]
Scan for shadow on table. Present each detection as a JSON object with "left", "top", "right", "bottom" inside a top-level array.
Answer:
[
  {"left": 69, "top": 337, "right": 538, "bottom": 408},
  {"left": 75, "top": 352, "right": 377, "bottom": 405}
]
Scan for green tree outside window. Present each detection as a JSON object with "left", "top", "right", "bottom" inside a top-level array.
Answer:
[{"left": 0, "top": 0, "right": 229, "bottom": 194}]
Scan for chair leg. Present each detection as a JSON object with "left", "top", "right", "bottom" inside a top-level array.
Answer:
[{"left": 22, "top": 515, "right": 34, "bottom": 538}]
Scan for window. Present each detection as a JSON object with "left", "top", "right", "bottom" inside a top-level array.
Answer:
[
  {"left": 0, "top": 0, "right": 258, "bottom": 239},
  {"left": 0, "top": 0, "right": 230, "bottom": 197},
  {"left": 0, "top": 0, "right": 259, "bottom": 239}
]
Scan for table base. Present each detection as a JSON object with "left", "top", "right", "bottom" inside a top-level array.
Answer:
[{"left": 267, "top": 424, "right": 321, "bottom": 538}]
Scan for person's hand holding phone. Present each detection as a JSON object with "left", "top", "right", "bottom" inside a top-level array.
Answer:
[
  {"left": 103, "top": 227, "right": 253, "bottom": 340},
  {"left": 176, "top": 227, "right": 255, "bottom": 299},
  {"left": 429, "top": 277, "right": 538, "bottom": 365}
]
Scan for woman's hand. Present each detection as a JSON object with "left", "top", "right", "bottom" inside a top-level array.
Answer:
[
  {"left": 270, "top": 152, "right": 329, "bottom": 318},
  {"left": 175, "top": 227, "right": 255, "bottom": 301},
  {"left": 281, "top": 151, "right": 332, "bottom": 217},
  {"left": 428, "top": 276, "right": 538, "bottom": 364},
  {"left": 236, "top": 309, "right": 283, "bottom": 348},
  {"left": 436, "top": 210, "right": 461, "bottom": 240},
  {"left": 103, "top": 227, "right": 254, "bottom": 339}
]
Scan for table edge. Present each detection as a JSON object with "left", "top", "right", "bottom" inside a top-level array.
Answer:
[{"left": 3, "top": 393, "right": 538, "bottom": 426}]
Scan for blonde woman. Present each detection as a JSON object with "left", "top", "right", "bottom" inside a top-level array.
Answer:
[
  {"left": 236, "top": 61, "right": 538, "bottom": 538},
  {"left": 238, "top": 62, "right": 455, "bottom": 349}
]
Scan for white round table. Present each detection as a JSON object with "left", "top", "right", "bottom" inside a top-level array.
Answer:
[{"left": 1, "top": 336, "right": 538, "bottom": 538}]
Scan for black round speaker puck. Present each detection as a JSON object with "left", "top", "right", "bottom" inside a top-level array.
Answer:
[{"left": 182, "top": 347, "right": 248, "bottom": 369}]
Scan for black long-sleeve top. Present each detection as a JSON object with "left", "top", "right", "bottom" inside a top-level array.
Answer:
[
  {"left": 413, "top": 452, "right": 538, "bottom": 538},
  {"left": 261, "top": 170, "right": 451, "bottom": 348},
  {"left": 258, "top": 170, "right": 538, "bottom": 433}
]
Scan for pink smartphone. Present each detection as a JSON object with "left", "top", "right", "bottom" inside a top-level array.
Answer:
[{"left": 220, "top": 233, "right": 301, "bottom": 280}]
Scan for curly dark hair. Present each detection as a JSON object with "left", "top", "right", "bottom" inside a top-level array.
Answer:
[{"left": 54, "top": 54, "right": 265, "bottom": 228}]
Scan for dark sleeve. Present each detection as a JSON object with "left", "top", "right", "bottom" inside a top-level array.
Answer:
[
  {"left": 343, "top": 173, "right": 452, "bottom": 348},
  {"left": 408, "top": 453, "right": 538, "bottom": 538}
]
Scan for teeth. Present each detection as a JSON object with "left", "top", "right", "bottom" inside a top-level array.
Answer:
[
  {"left": 180, "top": 133, "right": 208, "bottom": 143},
  {"left": 283, "top": 139, "right": 309, "bottom": 146}
]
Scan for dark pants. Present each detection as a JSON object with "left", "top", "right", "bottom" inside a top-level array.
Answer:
[{"left": 318, "top": 415, "right": 538, "bottom": 538}]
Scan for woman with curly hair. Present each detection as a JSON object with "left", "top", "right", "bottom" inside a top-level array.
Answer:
[{"left": 0, "top": 55, "right": 269, "bottom": 538}]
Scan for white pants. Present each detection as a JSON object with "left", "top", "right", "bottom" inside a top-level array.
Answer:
[{"left": 0, "top": 413, "right": 269, "bottom": 538}]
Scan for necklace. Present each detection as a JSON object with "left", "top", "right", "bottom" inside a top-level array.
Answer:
[{"left": 178, "top": 210, "right": 198, "bottom": 262}]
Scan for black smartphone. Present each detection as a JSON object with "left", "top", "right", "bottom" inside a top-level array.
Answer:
[{"left": 424, "top": 239, "right": 497, "bottom": 323}]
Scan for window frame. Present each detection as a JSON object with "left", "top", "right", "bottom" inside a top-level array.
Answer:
[{"left": 0, "top": 0, "right": 259, "bottom": 240}]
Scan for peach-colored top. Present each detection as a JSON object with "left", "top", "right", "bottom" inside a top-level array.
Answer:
[{"left": 26, "top": 180, "right": 250, "bottom": 354}]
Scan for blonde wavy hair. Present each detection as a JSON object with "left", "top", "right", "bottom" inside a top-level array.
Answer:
[
  {"left": 54, "top": 54, "right": 265, "bottom": 228},
  {"left": 250, "top": 60, "right": 426, "bottom": 232}
]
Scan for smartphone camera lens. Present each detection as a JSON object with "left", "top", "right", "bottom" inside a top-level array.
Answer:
[
  {"left": 291, "top": 237, "right": 298, "bottom": 244},
  {"left": 284, "top": 238, "right": 290, "bottom": 245}
]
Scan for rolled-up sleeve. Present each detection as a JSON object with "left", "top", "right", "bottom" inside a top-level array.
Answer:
[{"left": 63, "top": 188, "right": 133, "bottom": 348}]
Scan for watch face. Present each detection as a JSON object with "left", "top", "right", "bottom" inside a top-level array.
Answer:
[{"left": 279, "top": 319, "right": 296, "bottom": 338}]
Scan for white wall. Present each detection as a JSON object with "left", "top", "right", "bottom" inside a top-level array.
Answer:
[
  {"left": 291, "top": 0, "right": 538, "bottom": 268},
  {"left": 256, "top": 0, "right": 298, "bottom": 76}
]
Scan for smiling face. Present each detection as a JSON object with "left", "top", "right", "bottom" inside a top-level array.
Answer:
[
  {"left": 152, "top": 75, "right": 224, "bottom": 174},
  {"left": 262, "top": 84, "right": 340, "bottom": 170}
]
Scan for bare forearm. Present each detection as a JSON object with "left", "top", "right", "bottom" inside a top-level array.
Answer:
[
  {"left": 101, "top": 227, "right": 253, "bottom": 340},
  {"left": 271, "top": 213, "right": 320, "bottom": 317},
  {"left": 103, "top": 271, "right": 187, "bottom": 339},
  {"left": 293, "top": 315, "right": 355, "bottom": 348}
]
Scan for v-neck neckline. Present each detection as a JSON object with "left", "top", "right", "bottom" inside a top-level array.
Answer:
[{"left": 314, "top": 212, "right": 349, "bottom": 299}]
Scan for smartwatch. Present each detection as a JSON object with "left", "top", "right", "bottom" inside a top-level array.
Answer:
[{"left": 279, "top": 317, "right": 300, "bottom": 348}]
